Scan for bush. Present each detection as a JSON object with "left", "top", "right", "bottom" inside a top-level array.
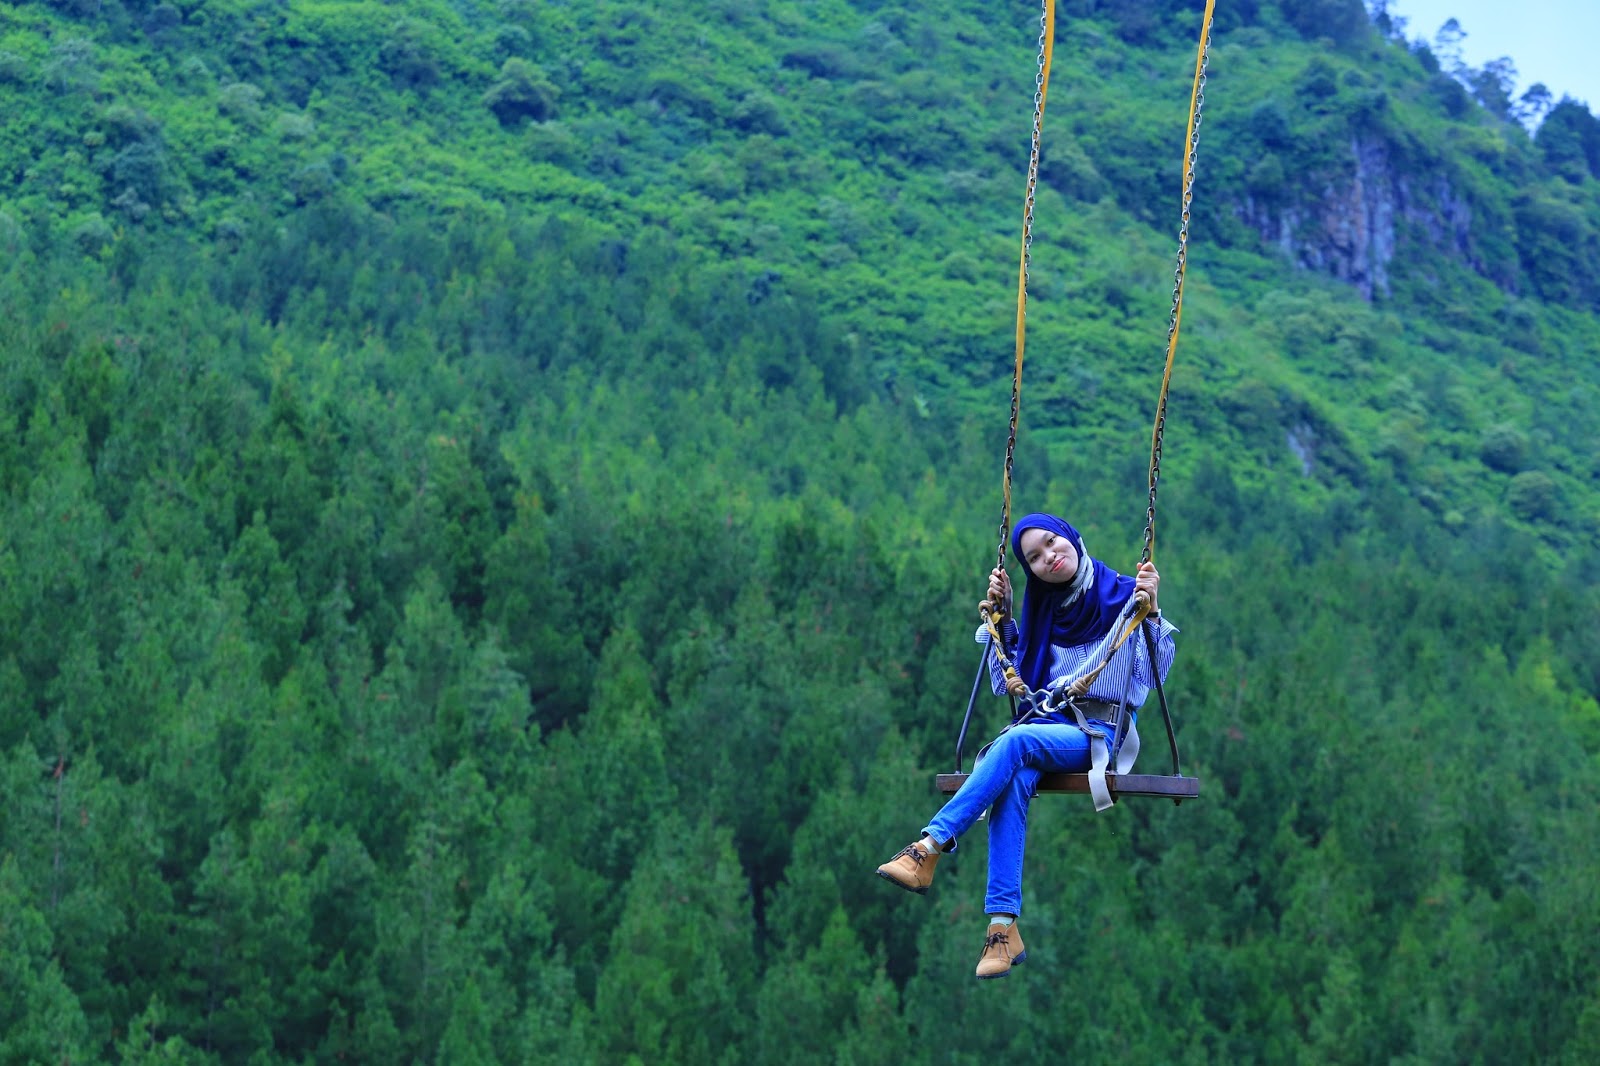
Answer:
[
  {"left": 72, "top": 213, "right": 114, "bottom": 254},
  {"left": 1537, "top": 99, "right": 1600, "bottom": 183},
  {"left": 645, "top": 73, "right": 721, "bottom": 122},
  {"left": 1041, "top": 141, "right": 1109, "bottom": 203},
  {"left": 1479, "top": 423, "right": 1529, "bottom": 473},
  {"left": 1506, "top": 470, "right": 1560, "bottom": 522},
  {"left": 1514, "top": 191, "right": 1600, "bottom": 307},
  {"left": 1281, "top": 0, "right": 1372, "bottom": 48},
  {"left": 104, "top": 141, "right": 169, "bottom": 207},
  {"left": 100, "top": 104, "right": 162, "bottom": 149},
  {"left": 274, "top": 113, "right": 316, "bottom": 142},
  {"left": 730, "top": 94, "right": 786, "bottom": 135},
  {"left": 779, "top": 45, "right": 865, "bottom": 80},
  {"left": 379, "top": 19, "right": 441, "bottom": 91},
  {"left": 483, "top": 59, "right": 559, "bottom": 127},
  {"left": 143, "top": 3, "right": 182, "bottom": 40},
  {"left": 218, "top": 82, "right": 265, "bottom": 122},
  {"left": 42, "top": 37, "right": 95, "bottom": 94},
  {"left": 0, "top": 50, "right": 28, "bottom": 86}
]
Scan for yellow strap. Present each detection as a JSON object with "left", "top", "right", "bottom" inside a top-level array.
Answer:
[
  {"left": 1000, "top": 0, "right": 1055, "bottom": 545},
  {"left": 980, "top": 606, "right": 1023, "bottom": 687},
  {"left": 1064, "top": 599, "right": 1153, "bottom": 696},
  {"left": 995, "top": 0, "right": 1198, "bottom": 696},
  {"left": 1145, "top": 0, "right": 1215, "bottom": 567}
]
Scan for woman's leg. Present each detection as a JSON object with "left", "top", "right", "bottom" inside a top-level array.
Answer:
[
  {"left": 982, "top": 762, "right": 1041, "bottom": 916},
  {"left": 923, "top": 721, "right": 1092, "bottom": 857},
  {"left": 973, "top": 726, "right": 1093, "bottom": 975}
]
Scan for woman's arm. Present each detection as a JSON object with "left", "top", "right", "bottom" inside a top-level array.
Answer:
[{"left": 976, "top": 567, "right": 1029, "bottom": 696}]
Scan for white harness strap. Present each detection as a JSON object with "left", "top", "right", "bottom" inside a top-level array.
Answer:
[{"left": 1059, "top": 697, "right": 1140, "bottom": 811}]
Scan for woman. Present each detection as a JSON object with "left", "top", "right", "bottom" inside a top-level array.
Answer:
[{"left": 874, "top": 513, "right": 1176, "bottom": 979}]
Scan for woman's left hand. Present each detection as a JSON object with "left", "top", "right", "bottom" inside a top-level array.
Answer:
[{"left": 1135, "top": 561, "right": 1160, "bottom": 614}]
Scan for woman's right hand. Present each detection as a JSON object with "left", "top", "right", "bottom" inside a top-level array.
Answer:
[
  {"left": 979, "top": 566, "right": 1013, "bottom": 618},
  {"left": 1004, "top": 675, "right": 1030, "bottom": 697}
]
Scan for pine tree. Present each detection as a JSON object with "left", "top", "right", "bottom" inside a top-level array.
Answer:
[
  {"left": 592, "top": 816, "right": 754, "bottom": 1064},
  {"left": 0, "top": 854, "right": 94, "bottom": 1064}
]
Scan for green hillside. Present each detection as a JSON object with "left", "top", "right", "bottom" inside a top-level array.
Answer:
[{"left": 1, "top": 1, "right": 1598, "bottom": 1062}]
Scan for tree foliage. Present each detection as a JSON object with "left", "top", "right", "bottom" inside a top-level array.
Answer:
[{"left": 0, "top": 1, "right": 1598, "bottom": 1062}]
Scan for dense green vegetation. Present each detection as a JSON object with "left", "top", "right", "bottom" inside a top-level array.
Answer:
[{"left": 1, "top": 0, "right": 1597, "bottom": 1061}]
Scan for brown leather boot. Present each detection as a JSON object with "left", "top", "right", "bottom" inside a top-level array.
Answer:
[
  {"left": 875, "top": 840, "right": 940, "bottom": 894},
  {"left": 974, "top": 921, "right": 1026, "bottom": 979}
]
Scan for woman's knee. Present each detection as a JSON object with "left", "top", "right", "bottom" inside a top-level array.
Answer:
[
  {"left": 986, "top": 730, "right": 1030, "bottom": 765},
  {"left": 992, "top": 724, "right": 1052, "bottom": 757}
]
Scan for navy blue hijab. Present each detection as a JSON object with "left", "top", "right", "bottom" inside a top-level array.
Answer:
[{"left": 1008, "top": 513, "right": 1138, "bottom": 690}]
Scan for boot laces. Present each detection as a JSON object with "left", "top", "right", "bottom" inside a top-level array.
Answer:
[
  {"left": 897, "top": 844, "right": 927, "bottom": 867},
  {"left": 984, "top": 930, "right": 1011, "bottom": 954}
]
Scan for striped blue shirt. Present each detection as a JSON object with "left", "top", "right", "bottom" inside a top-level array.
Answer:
[{"left": 977, "top": 615, "right": 1178, "bottom": 707}]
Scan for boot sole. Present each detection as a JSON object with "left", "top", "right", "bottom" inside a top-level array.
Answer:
[{"left": 875, "top": 870, "right": 930, "bottom": 894}]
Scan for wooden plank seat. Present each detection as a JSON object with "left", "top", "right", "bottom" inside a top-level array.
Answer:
[{"left": 935, "top": 772, "right": 1200, "bottom": 801}]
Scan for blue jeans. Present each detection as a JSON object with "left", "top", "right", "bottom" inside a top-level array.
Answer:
[{"left": 923, "top": 712, "right": 1118, "bottom": 916}]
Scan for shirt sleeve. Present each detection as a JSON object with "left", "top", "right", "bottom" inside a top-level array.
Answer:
[
  {"left": 1131, "top": 614, "right": 1179, "bottom": 688},
  {"left": 974, "top": 619, "right": 1021, "bottom": 695}
]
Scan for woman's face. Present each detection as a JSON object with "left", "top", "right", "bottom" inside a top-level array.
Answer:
[{"left": 1019, "top": 527, "right": 1079, "bottom": 584}]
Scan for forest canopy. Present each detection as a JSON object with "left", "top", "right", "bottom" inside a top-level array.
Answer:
[{"left": 1, "top": 1, "right": 1598, "bottom": 1062}]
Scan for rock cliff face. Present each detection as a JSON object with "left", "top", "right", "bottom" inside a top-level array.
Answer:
[{"left": 1237, "top": 136, "right": 1476, "bottom": 300}]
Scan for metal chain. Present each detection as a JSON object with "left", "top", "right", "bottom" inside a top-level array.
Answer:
[
  {"left": 1141, "top": 10, "right": 1213, "bottom": 567},
  {"left": 995, "top": 0, "right": 1053, "bottom": 580}
]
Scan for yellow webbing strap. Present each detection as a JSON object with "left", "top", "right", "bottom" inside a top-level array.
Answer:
[
  {"left": 990, "top": 0, "right": 1205, "bottom": 702},
  {"left": 1144, "top": 0, "right": 1215, "bottom": 567},
  {"left": 998, "top": 0, "right": 1055, "bottom": 555},
  {"left": 1060, "top": 0, "right": 1214, "bottom": 695},
  {"left": 982, "top": 0, "right": 1055, "bottom": 699},
  {"left": 980, "top": 605, "right": 1023, "bottom": 689},
  {"left": 1065, "top": 598, "right": 1153, "bottom": 697}
]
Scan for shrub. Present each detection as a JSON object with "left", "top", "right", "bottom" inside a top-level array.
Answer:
[
  {"left": 730, "top": 94, "right": 786, "bottom": 135},
  {"left": 218, "top": 82, "right": 265, "bottom": 122},
  {"left": 144, "top": 4, "right": 182, "bottom": 40},
  {"left": 779, "top": 45, "right": 864, "bottom": 80},
  {"left": 105, "top": 141, "right": 169, "bottom": 207},
  {"left": 274, "top": 113, "right": 316, "bottom": 142},
  {"left": 0, "top": 50, "right": 28, "bottom": 86},
  {"left": 1041, "top": 141, "right": 1110, "bottom": 203},
  {"left": 101, "top": 104, "right": 162, "bottom": 149},
  {"left": 1537, "top": 99, "right": 1600, "bottom": 183},
  {"left": 1283, "top": 0, "right": 1372, "bottom": 48},
  {"left": 1479, "top": 423, "right": 1529, "bottom": 473},
  {"left": 483, "top": 59, "right": 559, "bottom": 127},
  {"left": 290, "top": 161, "right": 338, "bottom": 204},
  {"left": 43, "top": 37, "right": 95, "bottom": 93},
  {"left": 72, "top": 213, "right": 114, "bottom": 254},
  {"left": 1506, "top": 470, "right": 1560, "bottom": 522},
  {"left": 379, "top": 19, "right": 441, "bottom": 91}
]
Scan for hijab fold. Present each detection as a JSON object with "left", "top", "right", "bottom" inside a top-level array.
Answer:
[{"left": 1008, "top": 513, "right": 1137, "bottom": 691}]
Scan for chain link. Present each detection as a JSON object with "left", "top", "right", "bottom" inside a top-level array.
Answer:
[
  {"left": 1141, "top": 15, "right": 1212, "bottom": 567},
  {"left": 996, "top": 0, "right": 1053, "bottom": 579}
]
